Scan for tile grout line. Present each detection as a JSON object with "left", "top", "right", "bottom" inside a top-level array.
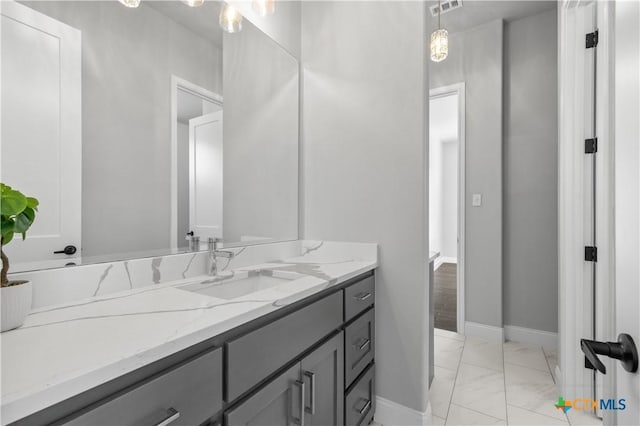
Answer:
[
  {"left": 443, "top": 332, "right": 466, "bottom": 424},
  {"left": 505, "top": 403, "right": 570, "bottom": 424},
  {"left": 501, "top": 340, "right": 509, "bottom": 425},
  {"left": 542, "top": 346, "right": 571, "bottom": 424},
  {"left": 448, "top": 402, "right": 508, "bottom": 424}
]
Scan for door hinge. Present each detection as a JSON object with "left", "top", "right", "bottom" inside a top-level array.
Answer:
[
  {"left": 585, "top": 246, "right": 598, "bottom": 262},
  {"left": 586, "top": 30, "right": 599, "bottom": 48},
  {"left": 585, "top": 138, "right": 598, "bottom": 154}
]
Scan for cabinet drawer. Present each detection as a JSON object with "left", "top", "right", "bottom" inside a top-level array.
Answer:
[
  {"left": 226, "top": 292, "right": 343, "bottom": 402},
  {"left": 345, "top": 308, "right": 374, "bottom": 387},
  {"left": 344, "top": 275, "right": 374, "bottom": 322},
  {"left": 345, "top": 363, "right": 375, "bottom": 426},
  {"left": 65, "top": 348, "right": 223, "bottom": 426}
]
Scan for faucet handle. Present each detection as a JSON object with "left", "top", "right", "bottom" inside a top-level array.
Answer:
[{"left": 209, "top": 237, "right": 223, "bottom": 250}]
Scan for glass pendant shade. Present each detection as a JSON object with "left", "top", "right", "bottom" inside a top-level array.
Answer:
[
  {"left": 118, "top": 0, "right": 140, "bottom": 8},
  {"left": 252, "top": 0, "right": 275, "bottom": 17},
  {"left": 430, "top": 28, "right": 449, "bottom": 62},
  {"left": 182, "top": 0, "right": 205, "bottom": 6},
  {"left": 219, "top": 3, "right": 243, "bottom": 33}
]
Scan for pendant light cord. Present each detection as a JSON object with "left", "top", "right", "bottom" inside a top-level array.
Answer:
[{"left": 437, "top": 0, "right": 441, "bottom": 30}]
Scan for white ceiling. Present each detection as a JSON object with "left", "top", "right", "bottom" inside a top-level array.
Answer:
[{"left": 427, "top": 0, "right": 557, "bottom": 33}]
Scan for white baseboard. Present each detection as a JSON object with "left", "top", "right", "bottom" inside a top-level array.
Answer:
[
  {"left": 434, "top": 257, "right": 457, "bottom": 271},
  {"left": 374, "top": 396, "right": 431, "bottom": 425},
  {"left": 464, "top": 321, "right": 504, "bottom": 342},
  {"left": 504, "top": 325, "right": 558, "bottom": 350}
]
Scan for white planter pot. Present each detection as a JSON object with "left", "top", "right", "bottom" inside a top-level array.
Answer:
[{"left": 1, "top": 281, "right": 32, "bottom": 332}]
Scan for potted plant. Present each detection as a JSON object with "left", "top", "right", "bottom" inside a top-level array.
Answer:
[{"left": 1, "top": 183, "right": 39, "bottom": 331}]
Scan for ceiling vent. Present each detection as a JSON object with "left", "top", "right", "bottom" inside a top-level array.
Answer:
[{"left": 430, "top": 0, "right": 463, "bottom": 17}]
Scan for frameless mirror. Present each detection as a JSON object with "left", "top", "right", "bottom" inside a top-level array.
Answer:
[{"left": 0, "top": 0, "right": 299, "bottom": 272}]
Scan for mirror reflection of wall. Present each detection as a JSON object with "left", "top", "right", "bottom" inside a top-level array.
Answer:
[{"left": 1, "top": 1, "right": 300, "bottom": 272}]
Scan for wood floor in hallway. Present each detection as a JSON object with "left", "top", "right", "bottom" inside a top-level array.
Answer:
[{"left": 434, "top": 262, "right": 457, "bottom": 332}]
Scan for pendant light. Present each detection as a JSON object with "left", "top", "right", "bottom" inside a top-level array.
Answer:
[
  {"left": 252, "top": 0, "right": 275, "bottom": 17},
  {"left": 219, "top": 2, "right": 243, "bottom": 33},
  {"left": 430, "top": 0, "right": 449, "bottom": 62},
  {"left": 118, "top": 0, "right": 140, "bottom": 8}
]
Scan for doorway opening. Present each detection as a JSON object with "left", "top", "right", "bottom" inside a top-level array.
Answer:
[
  {"left": 429, "top": 83, "right": 465, "bottom": 334},
  {"left": 170, "top": 76, "right": 223, "bottom": 250}
]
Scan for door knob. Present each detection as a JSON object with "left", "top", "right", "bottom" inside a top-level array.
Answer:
[
  {"left": 53, "top": 245, "right": 77, "bottom": 255},
  {"left": 580, "top": 333, "right": 638, "bottom": 374}
]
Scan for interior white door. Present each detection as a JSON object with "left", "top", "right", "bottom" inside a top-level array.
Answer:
[
  {"left": 189, "top": 112, "right": 223, "bottom": 241},
  {"left": 613, "top": 2, "right": 639, "bottom": 425},
  {"left": 0, "top": 2, "right": 82, "bottom": 270}
]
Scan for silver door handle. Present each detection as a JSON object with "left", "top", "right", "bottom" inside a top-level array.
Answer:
[
  {"left": 358, "top": 338, "right": 371, "bottom": 351},
  {"left": 291, "top": 379, "right": 305, "bottom": 426},
  {"left": 354, "top": 292, "right": 372, "bottom": 301},
  {"left": 303, "top": 370, "right": 316, "bottom": 415},
  {"left": 155, "top": 408, "right": 180, "bottom": 426},
  {"left": 358, "top": 399, "right": 372, "bottom": 414}
]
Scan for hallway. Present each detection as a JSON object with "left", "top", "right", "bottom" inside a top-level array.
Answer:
[
  {"left": 434, "top": 263, "right": 457, "bottom": 332},
  {"left": 431, "top": 329, "right": 603, "bottom": 425}
]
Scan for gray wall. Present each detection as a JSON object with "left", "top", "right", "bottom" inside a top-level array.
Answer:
[
  {"left": 223, "top": 20, "right": 299, "bottom": 243},
  {"left": 430, "top": 20, "right": 504, "bottom": 328},
  {"left": 301, "top": 1, "right": 430, "bottom": 414},
  {"left": 22, "top": 1, "right": 222, "bottom": 257},
  {"left": 177, "top": 122, "right": 189, "bottom": 248},
  {"left": 503, "top": 9, "right": 558, "bottom": 333},
  {"left": 232, "top": 1, "right": 301, "bottom": 59}
]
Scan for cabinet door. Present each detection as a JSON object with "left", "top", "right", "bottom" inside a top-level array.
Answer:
[
  {"left": 225, "top": 364, "right": 304, "bottom": 426},
  {"left": 300, "top": 332, "right": 344, "bottom": 426}
]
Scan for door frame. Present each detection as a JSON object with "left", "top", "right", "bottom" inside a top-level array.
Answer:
[
  {"left": 558, "top": 1, "right": 616, "bottom": 420},
  {"left": 429, "top": 82, "right": 466, "bottom": 334},
  {"left": 170, "top": 76, "right": 223, "bottom": 250}
]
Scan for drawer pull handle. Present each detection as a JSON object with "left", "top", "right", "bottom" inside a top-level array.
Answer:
[
  {"left": 358, "top": 399, "right": 372, "bottom": 415},
  {"left": 291, "top": 379, "right": 305, "bottom": 426},
  {"left": 354, "top": 292, "right": 372, "bottom": 301},
  {"left": 155, "top": 408, "right": 180, "bottom": 426},
  {"left": 303, "top": 370, "right": 316, "bottom": 415},
  {"left": 358, "top": 338, "right": 371, "bottom": 351}
]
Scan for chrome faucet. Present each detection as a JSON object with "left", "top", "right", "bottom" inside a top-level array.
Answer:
[{"left": 208, "top": 237, "right": 234, "bottom": 276}]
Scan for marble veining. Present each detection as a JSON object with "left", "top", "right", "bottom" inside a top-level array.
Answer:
[{"left": 1, "top": 240, "right": 377, "bottom": 425}]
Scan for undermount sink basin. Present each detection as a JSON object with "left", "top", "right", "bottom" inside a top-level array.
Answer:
[{"left": 177, "top": 270, "right": 299, "bottom": 300}]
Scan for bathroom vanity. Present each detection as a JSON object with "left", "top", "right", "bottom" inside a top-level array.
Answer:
[
  {"left": 1, "top": 2, "right": 379, "bottom": 425},
  {"left": 2, "top": 241, "right": 377, "bottom": 426}
]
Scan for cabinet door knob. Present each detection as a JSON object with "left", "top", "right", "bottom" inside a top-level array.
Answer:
[{"left": 53, "top": 245, "right": 77, "bottom": 255}]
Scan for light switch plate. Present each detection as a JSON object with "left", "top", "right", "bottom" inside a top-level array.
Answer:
[{"left": 472, "top": 193, "right": 482, "bottom": 207}]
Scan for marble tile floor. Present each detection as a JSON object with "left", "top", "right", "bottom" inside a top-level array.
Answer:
[{"left": 427, "top": 328, "right": 603, "bottom": 426}]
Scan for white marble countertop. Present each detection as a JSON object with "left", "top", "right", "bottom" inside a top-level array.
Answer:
[{"left": 1, "top": 242, "right": 377, "bottom": 425}]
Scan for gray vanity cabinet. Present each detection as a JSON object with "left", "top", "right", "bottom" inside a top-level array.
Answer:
[
  {"left": 226, "top": 332, "right": 344, "bottom": 426},
  {"left": 225, "top": 363, "right": 302, "bottom": 426},
  {"left": 17, "top": 272, "right": 375, "bottom": 426},
  {"left": 64, "top": 347, "right": 223, "bottom": 426},
  {"left": 301, "top": 333, "right": 345, "bottom": 426}
]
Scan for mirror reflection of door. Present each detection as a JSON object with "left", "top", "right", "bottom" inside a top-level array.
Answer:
[
  {"left": 189, "top": 112, "right": 223, "bottom": 242},
  {"left": 175, "top": 87, "right": 222, "bottom": 248},
  {"left": 0, "top": 2, "right": 81, "bottom": 270}
]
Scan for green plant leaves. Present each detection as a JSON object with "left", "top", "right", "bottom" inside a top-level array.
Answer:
[
  {"left": 26, "top": 197, "right": 39, "bottom": 210},
  {"left": 0, "top": 184, "right": 27, "bottom": 217},
  {"left": 0, "top": 182, "right": 39, "bottom": 245},
  {"left": 14, "top": 207, "right": 35, "bottom": 240},
  {"left": 1, "top": 216, "right": 14, "bottom": 245}
]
